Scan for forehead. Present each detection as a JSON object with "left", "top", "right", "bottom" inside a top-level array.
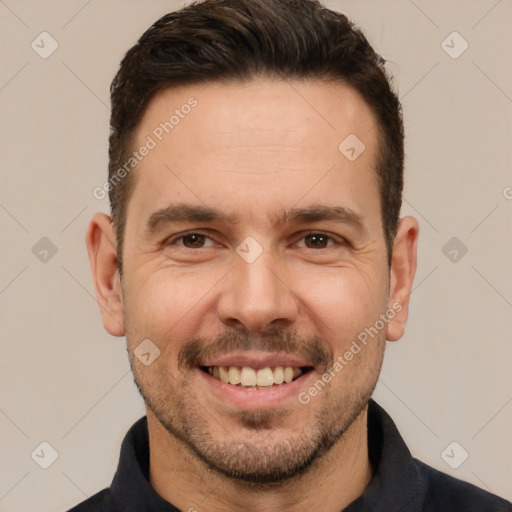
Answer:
[
  {"left": 137, "top": 78, "right": 377, "bottom": 155},
  {"left": 127, "top": 78, "right": 380, "bottom": 229}
]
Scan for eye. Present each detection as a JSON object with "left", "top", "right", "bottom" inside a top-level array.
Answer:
[
  {"left": 168, "top": 232, "right": 216, "bottom": 249},
  {"left": 165, "top": 231, "right": 346, "bottom": 251},
  {"left": 295, "top": 231, "right": 342, "bottom": 249}
]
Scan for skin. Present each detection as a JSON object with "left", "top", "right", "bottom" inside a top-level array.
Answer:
[{"left": 87, "top": 78, "right": 418, "bottom": 512}]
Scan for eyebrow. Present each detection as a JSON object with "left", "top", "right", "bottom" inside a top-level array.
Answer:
[{"left": 145, "top": 203, "right": 365, "bottom": 234}]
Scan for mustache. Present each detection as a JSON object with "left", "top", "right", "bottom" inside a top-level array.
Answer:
[{"left": 178, "top": 330, "right": 332, "bottom": 372}]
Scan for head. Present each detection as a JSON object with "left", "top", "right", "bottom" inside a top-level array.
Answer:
[{"left": 88, "top": 0, "right": 418, "bottom": 485}]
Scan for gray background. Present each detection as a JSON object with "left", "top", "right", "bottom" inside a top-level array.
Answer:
[{"left": 1, "top": 1, "right": 511, "bottom": 510}]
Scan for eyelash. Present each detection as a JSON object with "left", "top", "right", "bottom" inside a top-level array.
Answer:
[{"left": 166, "top": 231, "right": 346, "bottom": 249}]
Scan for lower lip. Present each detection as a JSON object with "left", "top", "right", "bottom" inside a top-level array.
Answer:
[{"left": 197, "top": 368, "right": 315, "bottom": 409}]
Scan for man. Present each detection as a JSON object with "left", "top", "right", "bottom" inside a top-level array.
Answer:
[{"left": 70, "top": 0, "right": 511, "bottom": 510}]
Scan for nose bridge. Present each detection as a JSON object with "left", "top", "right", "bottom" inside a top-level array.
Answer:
[{"left": 217, "top": 239, "right": 297, "bottom": 332}]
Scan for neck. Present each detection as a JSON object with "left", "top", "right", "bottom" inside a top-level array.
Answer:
[{"left": 147, "top": 406, "right": 372, "bottom": 512}]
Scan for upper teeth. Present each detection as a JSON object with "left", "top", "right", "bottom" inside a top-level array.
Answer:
[{"left": 207, "top": 366, "right": 302, "bottom": 387}]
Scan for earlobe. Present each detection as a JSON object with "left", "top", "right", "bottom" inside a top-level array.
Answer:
[
  {"left": 386, "top": 216, "right": 419, "bottom": 342},
  {"left": 85, "top": 213, "right": 125, "bottom": 337}
]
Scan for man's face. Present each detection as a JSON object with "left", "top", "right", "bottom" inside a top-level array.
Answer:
[{"left": 119, "top": 79, "right": 393, "bottom": 482}]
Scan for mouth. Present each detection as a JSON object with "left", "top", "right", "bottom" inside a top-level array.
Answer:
[
  {"left": 196, "top": 353, "right": 318, "bottom": 409},
  {"left": 195, "top": 351, "right": 318, "bottom": 408},
  {"left": 200, "top": 365, "right": 314, "bottom": 389}
]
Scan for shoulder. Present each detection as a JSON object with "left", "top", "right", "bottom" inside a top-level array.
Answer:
[
  {"left": 65, "top": 488, "right": 115, "bottom": 512},
  {"left": 415, "top": 459, "right": 512, "bottom": 511}
]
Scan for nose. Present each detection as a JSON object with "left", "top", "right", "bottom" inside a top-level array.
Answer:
[{"left": 216, "top": 247, "right": 299, "bottom": 333}]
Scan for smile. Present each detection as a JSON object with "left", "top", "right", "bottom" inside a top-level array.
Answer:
[{"left": 200, "top": 365, "right": 314, "bottom": 389}]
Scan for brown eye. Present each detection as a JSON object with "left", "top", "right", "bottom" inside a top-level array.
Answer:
[
  {"left": 168, "top": 232, "right": 215, "bottom": 249},
  {"left": 304, "top": 233, "right": 331, "bottom": 248},
  {"left": 296, "top": 232, "right": 337, "bottom": 249},
  {"left": 181, "top": 234, "right": 206, "bottom": 248}
]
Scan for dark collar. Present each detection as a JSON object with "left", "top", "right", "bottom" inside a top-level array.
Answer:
[
  {"left": 110, "top": 399, "right": 427, "bottom": 511},
  {"left": 111, "top": 415, "right": 179, "bottom": 511},
  {"left": 344, "top": 400, "right": 427, "bottom": 511}
]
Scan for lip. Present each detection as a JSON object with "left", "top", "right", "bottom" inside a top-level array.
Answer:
[
  {"left": 196, "top": 366, "right": 316, "bottom": 409},
  {"left": 200, "top": 351, "right": 314, "bottom": 369}
]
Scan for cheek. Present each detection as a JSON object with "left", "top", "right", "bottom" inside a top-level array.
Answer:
[
  {"left": 295, "top": 266, "right": 387, "bottom": 350},
  {"left": 122, "top": 267, "right": 223, "bottom": 351}
]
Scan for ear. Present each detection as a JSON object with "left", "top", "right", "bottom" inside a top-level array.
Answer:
[
  {"left": 386, "top": 216, "right": 419, "bottom": 341},
  {"left": 85, "top": 213, "right": 125, "bottom": 337}
]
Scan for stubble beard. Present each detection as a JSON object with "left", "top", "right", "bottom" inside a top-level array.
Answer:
[{"left": 129, "top": 345, "right": 383, "bottom": 485}]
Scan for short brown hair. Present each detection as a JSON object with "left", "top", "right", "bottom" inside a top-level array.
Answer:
[{"left": 108, "top": 0, "right": 404, "bottom": 271}]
